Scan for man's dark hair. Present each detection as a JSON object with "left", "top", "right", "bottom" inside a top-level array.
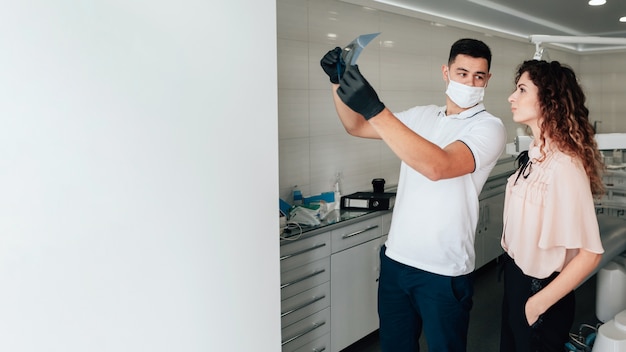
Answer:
[{"left": 448, "top": 38, "right": 492, "bottom": 71}]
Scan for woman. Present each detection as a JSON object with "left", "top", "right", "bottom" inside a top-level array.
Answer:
[{"left": 500, "top": 60, "right": 605, "bottom": 352}]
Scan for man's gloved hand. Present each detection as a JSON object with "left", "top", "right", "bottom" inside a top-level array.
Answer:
[
  {"left": 320, "top": 47, "right": 345, "bottom": 84},
  {"left": 337, "top": 66, "right": 385, "bottom": 120}
]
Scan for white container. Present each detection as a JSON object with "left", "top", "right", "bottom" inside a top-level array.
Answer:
[
  {"left": 592, "top": 310, "right": 626, "bottom": 352},
  {"left": 597, "top": 256, "right": 626, "bottom": 322}
]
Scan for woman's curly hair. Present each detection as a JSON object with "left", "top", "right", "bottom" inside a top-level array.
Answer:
[{"left": 514, "top": 60, "right": 605, "bottom": 197}]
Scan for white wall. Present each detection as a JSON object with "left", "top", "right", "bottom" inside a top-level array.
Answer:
[
  {"left": 0, "top": 1, "right": 281, "bottom": 351},
  {"left": 277, "top": 0, "right": 626, "bottom": 202}
]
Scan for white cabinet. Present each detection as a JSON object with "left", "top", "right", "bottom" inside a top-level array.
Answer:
[
  {"left": 280, "top": 232, "right": 331, "bottom": 352},
  {"left": 330, "top": 216, "right": 383, "bottom": 352},
  {"left": 279, "top": 212, "right": 390, "bottom": 352},
  {"left": 482, "top": 191, "right": 505, "bottom": 266},
  {"left": 475, "top": 186, "right": 506, "bottom": 269}
]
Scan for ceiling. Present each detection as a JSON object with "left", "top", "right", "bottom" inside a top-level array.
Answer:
[{"left": 341, "top": 0, "right": 626, "bottom": 53}]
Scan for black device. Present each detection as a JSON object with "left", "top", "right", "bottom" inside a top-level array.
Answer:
[{"left": 340, "top": 192, "right": 396, "bottom": 210}]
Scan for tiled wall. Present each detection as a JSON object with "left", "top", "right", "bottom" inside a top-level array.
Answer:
[
  {"left": 580, "top": 54, "right": 626, "bottom": 133},
  {"left": 277, "top": 0, "right": 626, "bottom": 202}
]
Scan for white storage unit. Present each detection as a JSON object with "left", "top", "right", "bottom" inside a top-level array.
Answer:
[
  {"left": 330, "top": 215, "right": 384, "bottom": 352},
  {"left": 279, "top": 211, "right": 389, "bottom": 352},
  {"left": 280, "top": 232, "right": 332, "bottom": 352},
  {"left": 475, "top": 169, "right": 510, "bottom": 269}
]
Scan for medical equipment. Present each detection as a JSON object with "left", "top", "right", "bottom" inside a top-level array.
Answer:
[
  {"left": 592, "top": 310, "right": 626, "bottom": 351},
  {"left": 597, "top": 253, "right": 626, "bottom": 322}
]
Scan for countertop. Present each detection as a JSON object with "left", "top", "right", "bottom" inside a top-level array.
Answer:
[{"left": 280, "top": 208, "right": 390, "bottom": 244}]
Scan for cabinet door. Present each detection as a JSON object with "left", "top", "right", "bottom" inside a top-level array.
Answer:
[
  {"left": 330, "top": 237, "right": 383, "bottom": 352},
  {"left": 482, "top": 192, "right": 505, "bottom": 265}
]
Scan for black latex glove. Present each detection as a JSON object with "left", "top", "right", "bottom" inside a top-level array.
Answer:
[
  {"left": 337, "top": 66, "right": 385, "bottom": 120},
  {"left": 320, "top": 47, "right": 345, "bottom": 84}
]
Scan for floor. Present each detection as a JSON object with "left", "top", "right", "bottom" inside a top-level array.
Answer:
[{"left": 341, "top": 257, "right": 601, "bottom": 352}]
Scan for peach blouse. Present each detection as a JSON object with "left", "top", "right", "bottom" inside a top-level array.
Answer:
[{"left": 501, "top": 143, "right": 604, "bottom": 279}]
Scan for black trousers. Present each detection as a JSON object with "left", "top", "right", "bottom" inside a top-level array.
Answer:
[{"left": 499, "top": 254, "right": 575, "bottom": 352}]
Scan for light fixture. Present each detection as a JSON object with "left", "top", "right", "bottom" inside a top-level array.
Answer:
[
  {"left": 529, "top": 35, "right": 626, "bottom": 58},
  {"left": 533, "top": 45, "right": 545, "bottom": 60},
  {"left": 588, "top": 0, "right": 606, "bottom": 5},
  {"left": 532, "top": 44, "right": 551, "bottom": 61},
  {"left": 530, "top": 35, "right": 626, "bottom": 46},
  {"left": 620, "top": 16, "right": 626, "bottom": 22}
]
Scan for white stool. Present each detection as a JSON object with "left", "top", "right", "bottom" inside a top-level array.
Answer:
[
  {"left": 597, "top": 254, "right": 626, "bottom": 322},
  {"left": 593, "top": 309, "right": 626, "bottom": 351}
]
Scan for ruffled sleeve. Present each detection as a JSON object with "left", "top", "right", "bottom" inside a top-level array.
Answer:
[{"left": 538, "top": 154, "right": 604, "bottom": 253}]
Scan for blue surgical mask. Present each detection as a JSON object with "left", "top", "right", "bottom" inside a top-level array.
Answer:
[{"left": 445, "top": 72, "right": 486, "bottom": 108}]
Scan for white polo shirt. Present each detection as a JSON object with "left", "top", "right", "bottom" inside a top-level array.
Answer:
[{"left": 384, "top": 104, "right": 507, "bottom": 276}]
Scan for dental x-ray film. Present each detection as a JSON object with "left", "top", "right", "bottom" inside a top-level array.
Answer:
[{"left": 338, "top": 32, "right": 380, "bottom": 80}]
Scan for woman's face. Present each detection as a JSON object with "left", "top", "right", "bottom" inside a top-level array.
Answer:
[{"left": 508, "top": 72, "right": 541, "bottom": 129}]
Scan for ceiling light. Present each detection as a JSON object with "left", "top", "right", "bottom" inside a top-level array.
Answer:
[
  {"left": 588, "top": 0, "right": 606, "bottom": 5},
  {"left": 620, "top": 17, "right": 626, "bottom": 22}
]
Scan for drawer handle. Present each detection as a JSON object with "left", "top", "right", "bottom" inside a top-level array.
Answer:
[
  {"left": 341, "top": 225, "right": 379, "bottom": 239},
  {"left": 313, "top": 348, "right": 326, "bottom": 352},
  {"left": 281, "top": 269, "right": 326, "bottom": 289},
  {"left": 281, "top": 294, "right": 326, "bottom": 317},
  {"left": 280, "top": 243, "right": 327, "bottom": 261},
  {"left": 281, "top": 321, "right": 326, "bottom": 346}
]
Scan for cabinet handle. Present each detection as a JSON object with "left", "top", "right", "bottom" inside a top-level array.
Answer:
[
  {"left": 281, "top": 321, "right": 326, "bottom": 346},
  {"left": 281, "top": 269, "right": 326, "bottom": 289},
  {"left": 281, "top": 294, "right": 326, "bottom": 317},
  {"left": 341, "top": 225, "right": 379, "bottom": 239},
  {"left": 280, "top": 243, "right": 327, "bottom": 261},
  {"left": 312, "top": 347, "right": 326, "bottom": 352},
  {"left": 484, "top": 204, "right": 490, "bottom": 225}
]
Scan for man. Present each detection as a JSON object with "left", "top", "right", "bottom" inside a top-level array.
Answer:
[{"left": 320, "top": 38, "right": 507, "bottom": 351}]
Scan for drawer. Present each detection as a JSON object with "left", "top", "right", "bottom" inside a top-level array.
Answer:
[
  {"left": 282, "top": 307, "right": 331, "bottom": 352},
  {"left": 281, "top": 257, "right": 330, "bottom": 300},
  {"left": 331, "top": 216, "right": 382, "bottom": 253},
  {"left": 281, "top": 281, "right": 330, "bottom": 328},
  {"left": 293, "top": 333, "right": 329, "bottom": 352},
  {"left": 280, "top": 232, "right": 331, "bottom": 273}
]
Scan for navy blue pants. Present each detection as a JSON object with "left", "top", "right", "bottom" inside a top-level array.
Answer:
[{"left": 378, "top": 246, "right": 474, "bottom": 352}]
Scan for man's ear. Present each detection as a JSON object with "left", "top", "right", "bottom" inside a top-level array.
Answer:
[
  {"left": 484, "top": 72, "right": 493, "bottom": 88},
  {"left": 441, "top": 65, "right": 449, "bottom": 83}
]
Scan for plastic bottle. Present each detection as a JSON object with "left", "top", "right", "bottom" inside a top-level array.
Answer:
[
  {"left": 333, "top": 173, "right": 342, "bottom": 210},
  {"left": 293, "top": 188, "right": 303, "bottom": 206}
]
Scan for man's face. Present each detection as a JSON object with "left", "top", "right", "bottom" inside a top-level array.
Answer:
[{"left": 443, "top": 54, "right": 491, "bottom": 87}]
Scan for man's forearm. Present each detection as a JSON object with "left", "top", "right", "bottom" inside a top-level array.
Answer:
[{"left": 332, "top": 85, "right": 379, "bottom": 138}]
